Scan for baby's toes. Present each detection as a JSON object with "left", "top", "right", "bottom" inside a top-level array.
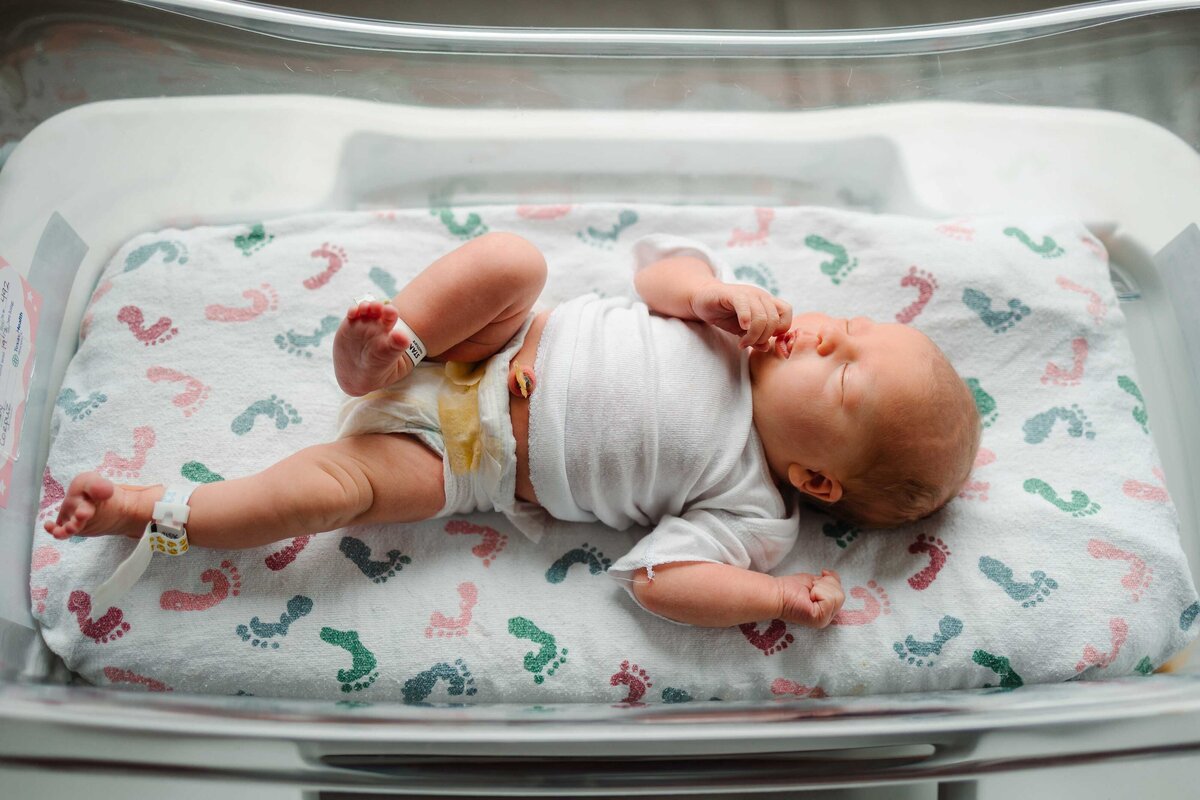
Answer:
[{"left": 380, "top": 304, "right": 399, "bottom": 326}]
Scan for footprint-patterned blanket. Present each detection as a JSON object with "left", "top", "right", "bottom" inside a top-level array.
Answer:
[{"left": 32, "top": 204, "right": 1199, "bottom": 702}]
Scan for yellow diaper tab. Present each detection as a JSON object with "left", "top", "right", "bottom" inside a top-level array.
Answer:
[{"left": 438, "top": 359, "right": 488, "bottom": 475}]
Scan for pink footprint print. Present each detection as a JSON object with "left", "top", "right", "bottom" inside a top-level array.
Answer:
[
  {"left": 425, "top": 582, "right": 479, "bottom": 638},
  {"left": 516, "top": 204, "right": 574, "bottom": 220},
  {"left": 959, "top": 447, "right": 996, "bottom": 501},
  {"left": 728, "top": 207, "right": 775, "bottom": 247},
  {"left": 204, "top": 283, "right": 279, "bottom": 322},
  {"left": 907, "top": 534, "right": 951, "bottom": 590},
  {"left": 98, "top": 425, "right": 156, "bottom": 479},
  {"left": 146, "top": 367, "right": 210, "bottom": 417},
  {"left": 1075, "top": 617, "right": 1128, "bottom": 672},
  {"left": 38, "top": 469, "right": 65, "bottom": 521},
  {"left": 610, "top": 659, "right": 653, "bottom": 704},
  {"left": 265, "top": 535, "right": 312, "bottom": 571},
  {"left": 103, "top": 667, "right": 172, "bottom": 692},
  {"left": 159, "top": 560, "right": 242, "bottom": 611},
  {"left": 68, "top": 590, "right": 130, "bottom": 643},
  {"left": 117, "top": 305, "right": 178, "bottom": 346},
  {"left": 1080, "top": 235, "right": 1108, "bottom": 262},
  {"left": 303, "top": 243, "right": 347, "bottom": 290},
  {"left": 445, "top": 520, "right": 508, "bottom": 567},
  {"left": 770, "top": 679, "right": 827, "bottom": 699},
  {"left": 30, "top": 586, "right": 49, "bottom": 614},
  {"left": 1123, "top": 466, "right": 1170, "bottom": 504},
  {"left": 739, "top": 619, "right": 794, "bottom": 655},
  {"left": 936, "top": 220, "right": 975, "bottom": 241},
  {"left": 32, "top": 545, "right": 60, "bottom": 572},
  {"left": 374, "top": 210, "right": 397, "bottom": 221},
  {"left": 1041, "top": 337, "right": 1089, "bottom": 387},
  {"left": 1056, "top": 276, "right": 1107, "bottom": 325},
  {"left": 832, "top": 581, "right": 892, "bottom": 626},
  {"left": 895, "top": 266, "right": 938, "bottom": 324},
  {"left": 1087, "top": 539, "right": 1153, "bottom": 602},
  {"left": 79, "top": 280, "right": 114, "bottom": 341}
]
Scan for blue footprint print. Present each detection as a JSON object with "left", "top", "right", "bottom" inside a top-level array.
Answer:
[
  {"left": 1023, "top": 404, "right": 1095, "bottom": 444},
  {"left": 1023, "top": 477, "right": 1101, "bottom": 517},
  {"left": 1182, "top": 601, "right": 1199, "bottom": 631},
  {"left": 893, "top": 615, "right": 963, "bottom": 667},
  {"left": 275, "top": 315, "right": 341, "bottom": 358},
  {"left": 235, "top": 595, "right": 313, "bottom": 649},
  {"left": 368, "top": 266, "right": 398, "bottom": 298},
  {"left": 823, "top": 519, "right": 860, "bottom": 549},
  {"left": 732, "top": 263, "right": 780, "bottom": 295},
  {"left": 979, "top": 556, "right": 1058, "bottom": 607},
  {"left": 124, "top": 240, "right": 189, "bottom": 272},
  {"left": 231, "top": 394, "right": 302, "bottom": 435},
  {"left": 805, "top": 234, "right": 858, "bottom": 285},
  {"left": 545, "top": 543, "right": 611, "bottom": 583},
  {"left": 339, "top": 535, "right": 412, "bottom": 583},
  {"left": 963, "top": 288, "right": 1031, "bottom": 333},
  {"left": 402, "top": 658, "right": 478, "bottom": 704},
  {"left": 56, "top": 388, "right": 107, "bottom": 421},
  {"left": 577, "top": 209, "right": 639, "bottom": 249}
]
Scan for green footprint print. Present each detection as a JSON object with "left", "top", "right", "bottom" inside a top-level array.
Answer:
[
  {"left": 962, "top": 288, "right": 1031, "bottom": 333},
  {"left": 1181, "top": 601, "right": 1199, "bottom": 631},
  {"left": 805, "top": 234, "right": 859, "bottom": 285},
  {"left": 339, "top": 536, "right": 412, "bottom": 583},
  {"left": 1135, "top": 656, "right": 1155, "bottom": 676},
  {"left": 235, "top": 595, "right": 313, "bottom": 649},
  {"left": 402, "top": 658, "right": 478, "bottom": 704},
  {"left": 972, "top": 649, "right": 1024, "bottom": 689},
  {"left": 275, "top": 315, "right": 341, "bottom": 358},
  {"left": 822, "top": 519, "right": 861, "bottom": 549},
  {"left": 368, "top": 266, "right": 398, "bottom": 297},
  {"left": 1023, "top": 478, "right": 1101, "bottom": 517},
  {"left": 56, "top": 388, "right": 107, "bottom": 421},
  {"left": 965, "top": 378, "right": 998, "bottom": 428},
  {"left": 1023, "top": 404, "right": 1095, "bottom": 444},
  {"left": 545, "top": 543, "right": 611, "bottom": 583},
  {"left": 234, "top": 223, "right": 273, "bottom": 256},
  {"left": 319, "top": 627, "right": 379, "bottom": 693},
  {"left": 124, "top": 240, "right": 189, "bottom": 272},
  {"left": 180, "top": 461, "right": 224, "bottom": 483},
  {"left": 1117, "top": 375, "right": 1150, "bottom": 434},
  {"left": 1003, "top": 227, "right": 1064, "bottom": 259},
  {"left": 430, "top": 206, "right": 489, "bottom": 240},
  {"left": 577, "top": 209, "right": 639, "bottom": 249},
  {"left": 507, "top": 616, "right": 568, "bottom": 684},
  {"left": 661, "top": 687, "right": 694, "bottom": 703},
  {"left": 231, "top": 395, "right": 301, "bottom": 435},
  {"left": 732, "top": 263, "right": 780, "bottom": 295},
  {"left": 979, "top": 556, "right": 1058, "bottom": 607},
  {"left": 893, "top": 615, "right": 963, "bottom": 667}
]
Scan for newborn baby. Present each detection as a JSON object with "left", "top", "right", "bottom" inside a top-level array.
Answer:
[{"left": 47, "top": 232, "right": 981, "bottom": 629}]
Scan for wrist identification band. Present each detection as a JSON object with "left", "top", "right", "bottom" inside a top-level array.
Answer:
[
  {"left": 90, "top": 484, "right": 197, "bottom": 612},
  {"left": 355, "top": 293, "right": 427, "bottom": 367}
]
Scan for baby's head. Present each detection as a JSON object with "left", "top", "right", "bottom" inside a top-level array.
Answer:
[{"left": 750, "top": 312, "right": 981, "bottom": 528}]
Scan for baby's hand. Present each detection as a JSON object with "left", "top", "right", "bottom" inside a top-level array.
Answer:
[
  {"left": 690, "top": 282, "right": 792, "bottom": 351},
  {"left": 776, "top": 569, "right": 845, "bottom": 629}
]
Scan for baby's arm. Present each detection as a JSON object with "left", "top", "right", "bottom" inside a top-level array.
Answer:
[{"left": 631, "top": 561, "right": 844, "bottom": 628}]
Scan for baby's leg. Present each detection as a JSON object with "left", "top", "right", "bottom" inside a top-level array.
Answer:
[
  {"left": 45, "top": 433, "right": 445, "bottom": 550},
  {"left": 334, "top": 232, "right": 547, "bottom": 396}
]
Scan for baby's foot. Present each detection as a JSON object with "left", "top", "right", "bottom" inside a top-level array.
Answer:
[
  {"left": 43, "top": 472, "right": 161, "bottom": 540},
  {"left": 333, "top": 300, "right": 413, "bottom": 397}
]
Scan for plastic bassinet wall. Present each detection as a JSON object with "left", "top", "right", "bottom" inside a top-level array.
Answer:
[{"left": 1, "top": 0, "right": 1200, "bottom": 793}]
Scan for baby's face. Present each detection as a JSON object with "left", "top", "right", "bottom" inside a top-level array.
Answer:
[{"left": 749, "top": 312, "right": 940, "bottom": 483}]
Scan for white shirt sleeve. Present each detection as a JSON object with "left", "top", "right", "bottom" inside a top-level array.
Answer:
[{"left": 631, "top": 234, "right": 737, "bottom": 284}]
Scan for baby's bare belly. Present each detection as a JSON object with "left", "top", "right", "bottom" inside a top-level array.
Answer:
[{"left": 508, "top": 309, "right": 552, "bottom": 507}]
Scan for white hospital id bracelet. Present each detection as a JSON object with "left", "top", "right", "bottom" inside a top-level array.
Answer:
[{"left": 354, "top": 292, "right": 427, "bottom": 367}]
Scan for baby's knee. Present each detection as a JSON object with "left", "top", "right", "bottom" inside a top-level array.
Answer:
[{"left": 477, "top": 232, "right": 547, "bottom": 292}]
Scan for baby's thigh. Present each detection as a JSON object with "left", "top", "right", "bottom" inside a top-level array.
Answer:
[{"left": 333, "top": 432, "right": 447, "bottom": 525}]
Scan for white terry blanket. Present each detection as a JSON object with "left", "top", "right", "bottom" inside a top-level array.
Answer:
[{"left": 32, "top": 204, "right": 1199, "bottom": 702}]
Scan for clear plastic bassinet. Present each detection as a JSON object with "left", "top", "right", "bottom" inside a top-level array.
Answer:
[{"left": 1, "top": 1, "right": 1199, "bottom": 795}]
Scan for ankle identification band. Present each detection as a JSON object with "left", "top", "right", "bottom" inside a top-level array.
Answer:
[
  {"left": 90, "top": 484, "right": 197, "bottom": 612},
  {"left": 355, "top": 293, "right": 427, "bottom": 367}
]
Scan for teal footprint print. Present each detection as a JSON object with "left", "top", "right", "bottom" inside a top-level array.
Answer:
[
  {"left": 733, "top": 263, "right": 779, "bottom": 295},
  {"left": 508, "top": 616, "right": 567, "bottom": 684},
  {"left": 430, "top": 206, "right": 489, "bottom": 240},
  {"left": 124, "top": 240, "right": 189, "bottom": 272},
  {"left": 402, "top": 658, "right": 478, "bottom": 704},
  {"left": 577, "top": 209, "right": 639, "bottom": 249},
  {"left": 275, "top": 315, "right": 341, "bottom": 358},
  {"left": 979, "top": 556, "right": 1058, "bottom": 607},
  {"left": 180, "top": 461, "right": 224, "bottom": 483},
  {"left": 1023, "top": 404, "right": 1096, "bottom": 444},
  {"left": 822, "top": 519, "right": 860, "bottom": 549},
  {"left": 962, "top": 288, "right": 1031, "bottom": 333},
  {"left": 1118, "top": 375, "right": 1150, "bottom": 434},
  {"left": 965, "top": 378, "right": 998, "bottom": 428},
  {"left": 893, "top": 616, "right": 963, "bottom": 667},
  {"left": 339, "top": 536, "right": 411, "bottom": 583},
  {"left": 234, "top": 223, "right": 273, "bottom": 256},
  {"left": 368, "top": 266, "right": 398, "bottom": 298},
  {"left": 235, "top": 595, "right": 313, "bottom": 649},
  {"left": 661, "top": 687, "right": 694, "bottom": 703},
  {"left": 1004, "top": 227, "right": 1064, "bottom": 259},
  {"left": 1023, "top": 478, "right": 1100, "bottom": 517},
  {"left": 1181, "top": 601, "right": 1199, "bottom": 631},
  {"left": 805, "top": 234, "right": 858, "bottom": 285},
  {"left": 231, "top": 395, "right": 301, "bottom": 435},
  {"left": 319, "top": 627, "right": 379, "bottom": 693},
  {"left": 972, "top": 649, "right": 1024, "bottom": 689},
  {"left": 56, "top": 388, "right": 107, "bottom": 421},
  {"left": 1135, "top": 656, "right": 1155, "bottom": 676},
  {"left": 545, "top": 543, "right": 611, "bottom": 583}
]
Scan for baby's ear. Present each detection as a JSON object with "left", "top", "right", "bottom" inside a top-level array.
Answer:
[{"left": 787, "top": 464, "right": 844, "bottom": 504}]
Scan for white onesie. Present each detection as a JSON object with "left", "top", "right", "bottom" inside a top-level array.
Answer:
[{"left": 526, "top": 235, "right": 800, "bottom": 620}]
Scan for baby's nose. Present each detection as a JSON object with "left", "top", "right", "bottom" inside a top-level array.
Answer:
[{"left": 815, "top": 323, "right": 842, "bottom": 355}]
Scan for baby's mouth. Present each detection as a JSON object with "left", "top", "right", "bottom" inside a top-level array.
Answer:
[{"left": 774, "top": 330, "right": 796, "bottom": 359}]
